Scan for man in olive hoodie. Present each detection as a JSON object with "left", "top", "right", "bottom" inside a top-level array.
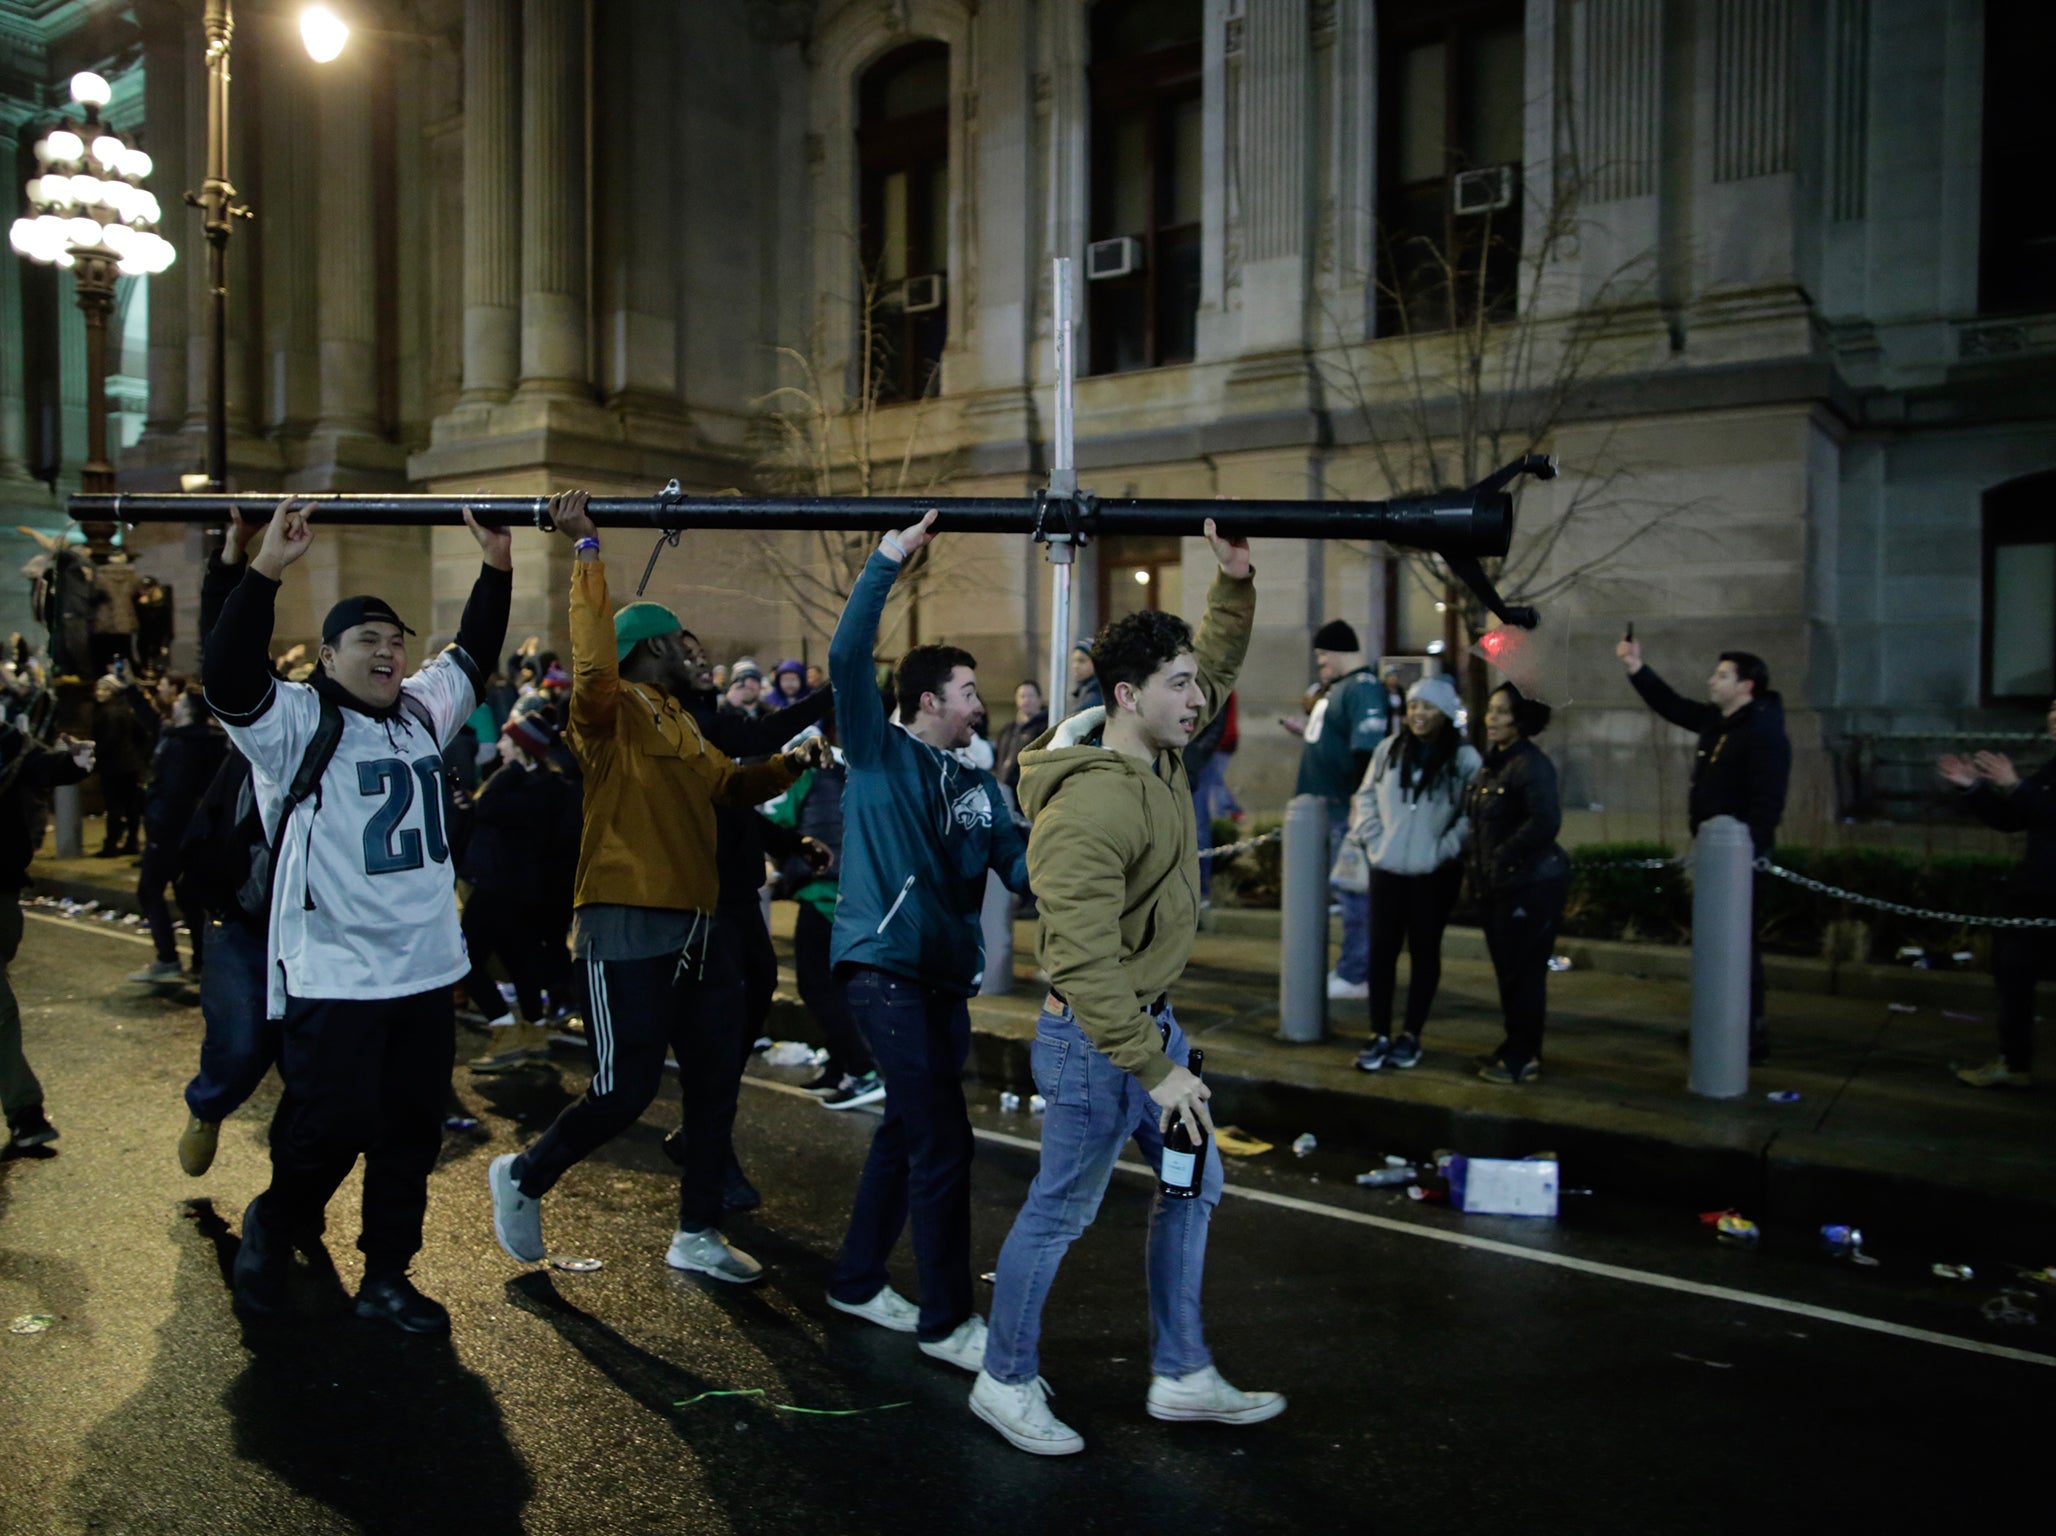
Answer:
[{"left": 970, "top": 519, "right": 1284, "bottom": 1457}]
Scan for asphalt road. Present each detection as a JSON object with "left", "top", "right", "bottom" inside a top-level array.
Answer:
[{"left": 0, "top": 912, "right": 2042, "bottom": 1536}]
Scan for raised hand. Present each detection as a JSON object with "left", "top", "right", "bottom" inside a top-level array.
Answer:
[
  {"left": 1615, "top": 636, "right": 1642, "bottom": 672},
  {"left": 1974, "top": 751, "right": 2021, "bottom": 789},
  {"left": 1936, "top": 753, "right": 1978, "bottom": 789},
  {"left": 463, "top": 503, "right": 514, "bottom": 572},
  {"left": 1202, "top": 517, "right": 1252, "bottom": 579},
  {"left": 549, "top": 489, "right": 596, "bottom": 543},
  {"left": 882, "top": 509, "right": 938, "bottom": 564},
  {"left": 250, "top": 496, "right": 315, "bottom": 581}
]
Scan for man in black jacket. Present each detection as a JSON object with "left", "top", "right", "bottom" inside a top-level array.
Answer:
[
  {"left": 1618, "top": 637, "right": 1792, "bottom": 1061},
  {"left": 129, "top": 686, "right": 227, "bottom": 985},
  {"left": 1939, "top": 698, "right": 2056, "bottom": 1089},
  {"left": 1, "top": 719, "right": 94, "bottom": 1149}
]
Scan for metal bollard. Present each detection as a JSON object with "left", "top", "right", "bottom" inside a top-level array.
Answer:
[
  {"left": 53, "top": 782, "right": 81, "bottom": 860},
  {"left": 978, "top": 868, "right": 1015, "bottom": 996},
  {"left": 1277, "top": 794, "right": 1329, "bottom": 1043},
  {"left": 1688, "top": 814, "right": 1754, "bottom": 1098}
]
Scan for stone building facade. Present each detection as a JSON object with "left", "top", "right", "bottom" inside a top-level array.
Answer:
[{"left": 4, "top": 0, "right": 2052, "bottom": 844}]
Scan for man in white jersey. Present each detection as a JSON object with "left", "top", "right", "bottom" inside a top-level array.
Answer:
[{"left": 203, "top": 495, "right": 515, "bottom": 1330}]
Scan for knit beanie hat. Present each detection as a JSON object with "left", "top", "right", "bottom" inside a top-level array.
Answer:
[
  {"left": 1313, "top": 620, "right": 1360, "bottom": 653},
  {"left": 613, "top": 601, "right": 683, "bottom": 662},
  {"left": 504, "top": 706, "right": 559, "bottom": 759},
  {"left": 1406, "top": 673, "right": 1464, "bottom": 722}
]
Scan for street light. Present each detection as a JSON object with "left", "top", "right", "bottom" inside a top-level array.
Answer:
[
  {"left": 10, "top": 69, "right": 174, "bottom": 507},
  {"left": 300, "top": 4, "right": 351, "bottom": 62}
]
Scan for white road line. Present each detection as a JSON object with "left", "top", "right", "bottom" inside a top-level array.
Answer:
[
  {"left": 24, "top": 910, "right": 156, "bottom": 947},
  {"left": 966, "top": 1124, "right": 2056, "bottom": 1371},
  {"left": 27, "top": 923, "right": 2048, "bottom": 1373}
]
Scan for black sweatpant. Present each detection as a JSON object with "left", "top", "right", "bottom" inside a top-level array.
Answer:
[
  {"left": 1365, "top": 861, "right": 1464, "bottom": 1040},
  {"left": 460, "top": 888, "right": 561, "bottom": 1022},
  {"left": 261, "top": 987, "right": 456, "bottom": 1274},
  {"left": 100, "top": 773, "right": 143, "bottom": 851},
  {"left": 796, "top": 902, "right": 872, "bottom": 1076},
  {"left": 724, "top": 894, "right": 779, "bottom": 1050},
  {"left": 1481, "top": 874, "right": 1568, "bottom": 1073},
  {"left": 136, "top": 838, "right": 204, "bottom": 969},
  {"left": 1996, "top": 913, "right": 2056, "bottom": 1070},
  {"left": 516, "top": 930, "right": 745, "bottom": 1231}
]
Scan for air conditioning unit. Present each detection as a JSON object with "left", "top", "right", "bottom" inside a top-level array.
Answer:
[
  {"left": 903, "top": 272, "right": 945, "bottom": 313},
  {"left": 1086, "top": 235, "right": 1143, "bottom": 280},
  {"left": 1452, "top": 165, "right": 1517, "bottom": 216}
]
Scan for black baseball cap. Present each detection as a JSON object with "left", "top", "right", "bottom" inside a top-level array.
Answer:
[{"left": 322, "top": 596, "right": 417, "bottom": 644}]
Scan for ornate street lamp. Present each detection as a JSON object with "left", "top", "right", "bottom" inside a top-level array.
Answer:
[{"left": 9, "top": 70, "right": 175, "bottom": 507}]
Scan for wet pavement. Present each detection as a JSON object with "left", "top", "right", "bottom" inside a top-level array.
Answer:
[{"left": 0, "top": 912, "right": 2043, "bottom": 1535}]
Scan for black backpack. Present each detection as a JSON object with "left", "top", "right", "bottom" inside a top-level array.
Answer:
[{"left": 178, "top": 693, "right": 441, "bottom": 922}]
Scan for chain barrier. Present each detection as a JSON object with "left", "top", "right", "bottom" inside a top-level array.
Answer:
[
  {"left": 1750, "top": 857, "right": 2056, "bottom": 929},
  {"left": 1196, "top": 828, "right": 1283, "bottom": 862}
]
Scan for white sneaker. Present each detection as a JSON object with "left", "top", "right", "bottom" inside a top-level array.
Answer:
[
  {"left": 918, "top": 1314, "right": 988, "bottom": 1373},
  {"left": 1326, "top": 971, "right": 1369, "bottom": 1001},
  {"left": 970, "top": 1369, "right": 1084, "bottom": 1456},
  {"left": 828, "top": 1284, "right": 919, "bottom": 1333},
  {"left": 664, "top": 1227, "right": 763, "bottom": 1284},
  {"left": 488, "top": 1153, "right": 545, "bottom": 1262},
  {"left": 1145, "top": 1363, "right": 1286, "bottom": 1425}
]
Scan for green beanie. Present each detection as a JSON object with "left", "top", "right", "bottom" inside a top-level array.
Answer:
[{"left": 614, "top": 600, "right": 683, "bottom": 661}]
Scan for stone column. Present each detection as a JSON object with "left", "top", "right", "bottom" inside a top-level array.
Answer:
[
  {"left": 314, "top": 60, "right": 379, "bottom": 436},
  {"left": 463, "top": 0, "right": 520, "bottom": 403},
  {"left": 593, "top": 0, "right": 676, "bottom": 405},
  {"left": 518, "top": 0, "right": 588, "bottom": 399},
  {"left": 0, "top": 114, "right": 31, "bottom": 481},
  {"left": 136, "top": 3, "right": 189, "bottom": 436},
  {"left": 1235, "top": 0, "right": 1310, "bottom": 352},
  {"left": 260, "top": 27, "right": 317, "bottom": 432}
]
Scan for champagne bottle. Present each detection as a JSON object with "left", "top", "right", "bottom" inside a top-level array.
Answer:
[{"left": 1158, "top": 1049, "right": 1206, "bottom": 1200}]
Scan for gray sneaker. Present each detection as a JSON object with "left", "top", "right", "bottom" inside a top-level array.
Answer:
[
  {"left": 665, "top": 1227, "right": 763, "bottom": 1284},
  {"left": 129, "top": 959, "right": 185, "bottom": 985},
  {"left": 488, "top": 1153, "right": 545, "bottom": 1262}
]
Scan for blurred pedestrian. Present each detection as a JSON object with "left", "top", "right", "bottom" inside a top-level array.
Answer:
[
  {"left": 1465, "top": 683, "right": 1568, "bottom": 1085},
  {"left": 1338, "top": 675, "right": 1480, "bottom": 1072},
  {"left": 90, "top": 672, "right": 150, "bottom": 857},
  {"left": 1289, "top": 621, "right": 1389, "bottom": 1001},
  {"left": 990, "top": 681, "right": 1048, "bottom": 800},
  {"left": 129, "top": 685, "right": 225, "bottom": 986},
  {"left": 769, "top": 659, "right": 810, "bottom": 709},
  {"left": 1, "top": 720, "right": 94, "bottom": 1150},
  {"left": 1067, "top": 642, "right": 1101, "bottom": 714},
  {"left": 1939, "top": 697, "right": 2056, "bottom": 1089},
  {"left": 805, "top": 663, "right": 827, "bottom": 693},
  {"left": 724, "top": 658, "right": 766, "bottom": 720}
]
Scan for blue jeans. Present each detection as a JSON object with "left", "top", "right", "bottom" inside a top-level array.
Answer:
[
  {"left": 983, "top": 1002, "right": 1223, "bottom": 1385},
  {"left": 1329, "top": 817, "right": 1369, "bottom": 983},
  {"left": 829, "top": 966, "right": 975, "bottom": 1342},
  {"left": 184, "top": 918, "right": 278, "bottom": 1124}
]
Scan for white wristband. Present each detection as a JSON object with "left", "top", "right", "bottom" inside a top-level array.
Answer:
[{"left": 881, "top": 535, "right": 906, "bottom": 562}]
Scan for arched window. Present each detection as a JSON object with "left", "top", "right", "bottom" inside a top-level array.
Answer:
[
  {"left": 1087, "top": 0, "right": 1202, "bottom": 375},
  {"left": 1984, "top": 471, "right": 2056, "bottom": 703},
  {"left": 858, "top": 41, "right": 950, "bottom": 403}
]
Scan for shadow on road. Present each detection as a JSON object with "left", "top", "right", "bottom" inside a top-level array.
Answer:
[
  {"left": 503, "top": 1269, "right": 980, "bottom": 1534},
  {"left": 66, "top": 1200, "right": 533, "bottom": 1536}
]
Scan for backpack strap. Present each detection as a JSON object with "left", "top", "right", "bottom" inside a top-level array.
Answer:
[
  {"left": 399, "top": 692, "right": 439, "bottom": 743},
  {"left": 272, "top": 695, "right": 346, "bottom": 913}
]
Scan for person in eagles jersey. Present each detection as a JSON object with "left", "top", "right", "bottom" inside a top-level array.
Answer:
[{"left": 204, "top": 493, "right": 522, "bottom": 1332}]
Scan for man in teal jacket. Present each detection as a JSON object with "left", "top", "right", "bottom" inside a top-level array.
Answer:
[{"left": 825, "top": 511, "right": 1031, "bottom": 1372}]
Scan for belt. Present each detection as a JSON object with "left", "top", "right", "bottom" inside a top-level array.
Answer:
[{"left": 1043, "top": 987, "right": 1171, "bottom": 1018}]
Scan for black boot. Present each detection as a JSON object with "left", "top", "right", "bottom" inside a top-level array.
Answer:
[
  {"left": 355, "top": 1271, "right": 451, "bottom": 1335},
  {"left": 232, "top": 1196, "right": 290, "bottom": 1318}
]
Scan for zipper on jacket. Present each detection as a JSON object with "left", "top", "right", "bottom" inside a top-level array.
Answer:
[{"left": 875, "top": 875, "right": 916, "bottom": 935}]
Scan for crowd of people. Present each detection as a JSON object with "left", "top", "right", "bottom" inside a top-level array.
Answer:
[{"left": 1, "top": 494, "right": 2049, "bottom": 1459}]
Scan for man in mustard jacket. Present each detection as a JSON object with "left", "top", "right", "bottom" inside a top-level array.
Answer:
[
  {"left": 970, "top": 518, "right": 1285, "bottom": 1456},
  {"left": 487, "top": 492, "right": 821, "bottom": 1283}
]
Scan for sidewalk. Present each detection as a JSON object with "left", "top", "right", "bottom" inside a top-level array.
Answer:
[{"left": 31, "top": 823, "right": 2055, "bottom": 1257}]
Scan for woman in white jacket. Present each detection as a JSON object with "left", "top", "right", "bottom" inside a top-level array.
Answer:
[{"left": 1333, "top": 675, "right": 1481, "bottom": 1071}]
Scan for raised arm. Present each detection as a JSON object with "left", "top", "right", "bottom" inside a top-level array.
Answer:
[
  {"left": 1627, "top": 662, "right": 1719, "bottom": 735},
  {"left": 203, "top": 497, "right": 311, "bottom": 723},
  {"left": 448, "top": 507, "right": 514, "bottom": 705},
  {"left": 700, "top": 682, "right": 835, "bottom": 757},
  {"left": 832, "top": 511, "right": 935, "bottom": 766},
  {"left": 1190, "top": 517, "right": 1256, "bottom": 731},
  {"left": 549, "top": 492, "right": 620, "bottom": 736}
]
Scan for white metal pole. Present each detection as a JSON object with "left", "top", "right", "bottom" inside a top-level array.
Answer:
[{"left": 1046, "top": 256, "right": 1077, "bottom": 714}]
